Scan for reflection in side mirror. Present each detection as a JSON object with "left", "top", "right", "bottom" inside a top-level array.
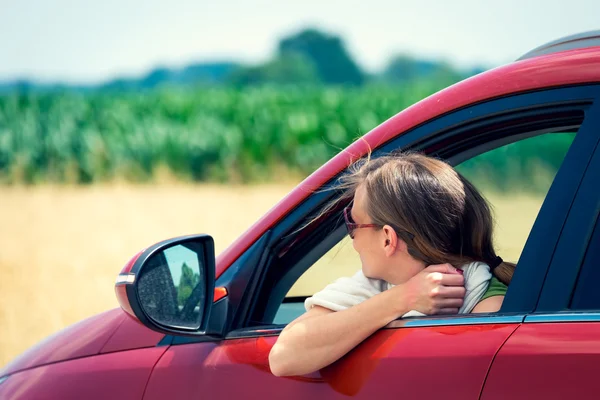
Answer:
[
  {"left": 115, "top": 234, "right": 216, "bottom": 336},
  {"left": 137, "top": 242, "right": 206, "bottom": 329}
]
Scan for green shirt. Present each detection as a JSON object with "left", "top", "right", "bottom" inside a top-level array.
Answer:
[{"left": 480, "top": 276, "right": 508, "bottom": 301}]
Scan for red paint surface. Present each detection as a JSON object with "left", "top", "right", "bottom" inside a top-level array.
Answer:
[
  {"left": 144, "top": 323, "right": 518, "bottom": 400},
  {"left": 481, "top": 322, "right": 600, "bottom": 399},
  {"left": 100, "top": 310, "right": 165, "bottom": 354},
  {"left": 215, "top": 46, "right": 600, "bottom": 277},
  {"left": 120, "top": 250, "right": 143, "bottom": 274},
  {"left": 0, "top": 346, "right": 167, "bottom": 400},
  {"left": 115, "top": 284, "right": 135, "bottom": 318},
  {"left": 0, "top": 308, "right": 125, "bottom": 377}
]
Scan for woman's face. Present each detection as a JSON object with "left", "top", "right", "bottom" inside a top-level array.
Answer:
[{"left": 350, "top": 184, "right": 425, "bottom": 284}]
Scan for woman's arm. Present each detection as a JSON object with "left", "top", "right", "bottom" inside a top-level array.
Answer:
[
  {"left": 472, "top": 295, "right": 504, "bottom": 313},
  {"left": 270, "top": 285, "right": 412, "bottom": 377},
  {"left": 471, "top": 276, "right": 508, "bottom": 313},
  {"left": 269, "top": 263, "right": 465, "bottom": 377}
]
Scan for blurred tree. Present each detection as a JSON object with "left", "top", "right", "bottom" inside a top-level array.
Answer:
[
  {"left": 227, "top": 53, "right": 320, "bottom": 86},
  {"left": 176, "top": 63, "right": 239, "bottom": 84},
  {"left": 278, "top": 28, "right": 364, "bottom": 85},
  {"left": 178, "top": 263, "right": 199, "bottom": 307},
  {"left": 382, "top": 54, "right": 463, "bottom": 86},
  {"left": 139, "top": 67, "right": 173, "bottom": 88},
  {"left": 382, "top": 55, "right": 422, "bottom": 82},
  {"left": 430, "top": 62, "right": 464, "bottom": 86},
  {"left": 102, "top": 63, "right": 240, "bottom": 90}
]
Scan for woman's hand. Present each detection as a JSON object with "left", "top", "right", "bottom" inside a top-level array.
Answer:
[{"left": 398, "top": 263, "right": 466, "bottom": 315}]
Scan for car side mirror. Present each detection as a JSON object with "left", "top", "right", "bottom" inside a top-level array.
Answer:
[{"left": 114, "top": 234, "right": 220, "bottom": 336}]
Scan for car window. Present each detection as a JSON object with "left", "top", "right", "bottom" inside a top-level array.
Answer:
[{"left": 279, "top": 132, "right": 576, "bottom": 317}]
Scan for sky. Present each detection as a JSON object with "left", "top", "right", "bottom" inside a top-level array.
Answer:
[{"left": 1, "top": 0, "right": 599, "bottom": 84}]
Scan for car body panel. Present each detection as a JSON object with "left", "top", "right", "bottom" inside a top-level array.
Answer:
[
  {"left": 143, "top": 323, "right": 518, "bottom": 400},
  {"left": 0, "top": 346, "right": 167, "bottom": 400},
  {"left": 0, "top": 308, "right": 165, "bottom": 378},
  {"left": 216, "top": 46, "right": 600, "bottom": 277},
  {"left": 0, "top": 308, "right": 125, "bottom": 377},
  {"left": 481, "top": 322, "right": 600, "bottom": 399},
  {"left": 100, "top": 311, "right": 165, "bottom": 354}
]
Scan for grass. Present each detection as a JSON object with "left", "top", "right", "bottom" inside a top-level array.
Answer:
[{"left": 0, "top": 183, "right": 545, "bottom": 367}]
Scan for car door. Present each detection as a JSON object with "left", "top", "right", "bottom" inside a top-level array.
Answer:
[
  {"left": 480, "top": 99, "right": 600, "bottom": 400},
  {"left": 142, "top": 85, "right": 599, "bottom": 400}
]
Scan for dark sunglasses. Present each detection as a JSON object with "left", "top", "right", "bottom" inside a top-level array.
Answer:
[
  {"left": 343, "top": 205, "right": 381, "bottom": 239},
  {"left": 343, "top": 205, "right": 416, "bottom": 240}
]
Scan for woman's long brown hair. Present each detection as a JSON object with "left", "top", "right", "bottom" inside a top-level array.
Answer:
[{"left": 323, "top": 152, "right": 515, "bottom": 285}]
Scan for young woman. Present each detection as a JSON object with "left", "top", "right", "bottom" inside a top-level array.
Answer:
[{"left": 269, "top": 152, "right": 512, "bottom": 377}]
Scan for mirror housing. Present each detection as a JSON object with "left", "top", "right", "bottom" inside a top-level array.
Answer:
[{"left": 115, "top": 234, "right": 224, "bottom": 337}]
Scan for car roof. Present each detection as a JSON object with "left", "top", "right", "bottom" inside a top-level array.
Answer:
[
  {"left": 216, "top": 45, "right": 600, "bottom": 277},
  {"left": 517, "top": 30, "right": 600, "bottom": 61}
]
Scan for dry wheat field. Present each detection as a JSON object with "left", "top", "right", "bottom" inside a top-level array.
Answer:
[{"left": 0, "top": 183, "right": 544, "bottom": 367}]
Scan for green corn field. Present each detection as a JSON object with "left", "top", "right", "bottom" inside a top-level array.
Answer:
[{"left": 0, "top": 83, "right": 574, "bottom": 190}]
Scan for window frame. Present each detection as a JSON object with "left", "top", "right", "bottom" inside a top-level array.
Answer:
[
  {"left": 534, "top": 106, "right": 600, "bottom": 312},
  {"left": 569, "top": 216, "right": 600, "bottom": 311}
]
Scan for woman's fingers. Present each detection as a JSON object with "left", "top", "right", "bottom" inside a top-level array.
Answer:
[
  {"left": 437, "top": 272, "right": 465, "bottom": 287},
  {"left": 436, "top": 285, "right": 466, "bottom": 299},
  {"left": 423, "top": 263, "right": 460, "bottom": 274},
  {"left": 429, "top": 275, "right": 465, "bottom": 314},
  {"left": 425, "top": 270, "right": 464, "bottom": 288},
  {"left": 406, "top": 264, "right": 467, "bottom": 315},
  {"left": 438, "top": 298, "right": 464, "bottom": 308}
]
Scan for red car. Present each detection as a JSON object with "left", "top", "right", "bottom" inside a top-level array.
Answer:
[{"left": 2, "top": 31, "right": 600, "bottom": 400}]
